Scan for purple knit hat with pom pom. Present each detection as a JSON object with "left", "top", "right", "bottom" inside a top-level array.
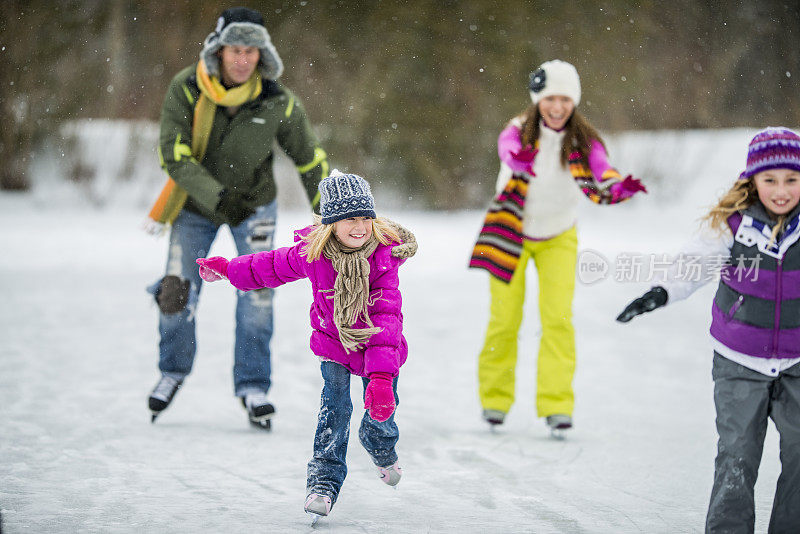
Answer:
[{"left": 739, "top": 127, "right": 800, "bottom": 179}]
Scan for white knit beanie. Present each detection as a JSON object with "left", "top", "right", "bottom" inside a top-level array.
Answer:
[{"left": 528, "top": 60, "right": 581, "bottom": 106}]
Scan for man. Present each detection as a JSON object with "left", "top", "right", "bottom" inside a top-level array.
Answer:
[{"left": 147, "top": 6, "right": 328, "bottom": 430}]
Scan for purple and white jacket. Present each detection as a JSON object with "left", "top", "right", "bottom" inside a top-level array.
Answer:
[
  {"left": 225, "top": 226, "right": 408, "bottom": 377},
  {"left": 660, "top": 202, "right": 800, "bottom": 377}
]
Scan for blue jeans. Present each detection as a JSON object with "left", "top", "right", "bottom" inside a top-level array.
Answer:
[
  {"left": 307, "top": 361, "right": 400, "bottom": 503},
  {"left": 151, "top": 203, "right": 277, "bottom": 396}
]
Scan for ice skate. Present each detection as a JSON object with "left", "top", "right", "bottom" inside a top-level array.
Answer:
[
  {"left": 148, "top": 376, "right": 183, "bottom": 422},
  {"left": 482, "top": 409, "right": 505, "bottom": 429},
  {"left": 377, "top": 462, "right": 402, "bottom": 487},
  {"left": 546, "top": 414, "right": 572, "bottom": 439},
  {"left": 241, "top": 391, "right": 275, "bottom": 431},
  {"left": 304, "top": 493, "right": 331, "bottom": 524}
]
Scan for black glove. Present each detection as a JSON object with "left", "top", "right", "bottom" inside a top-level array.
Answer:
[
  {"left": 616, "top": 286, "right": 668, "bottom": 323},
  {"left": 217, "top": 189, "right": 255, "bottom": 227}
]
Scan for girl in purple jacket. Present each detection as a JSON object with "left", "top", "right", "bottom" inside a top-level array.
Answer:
[
  {"left": 617, "top": 128, "right": 800, "bottom": 532},
  {"left": 197, "top": 170, "right": 417, "bottom": 519}
]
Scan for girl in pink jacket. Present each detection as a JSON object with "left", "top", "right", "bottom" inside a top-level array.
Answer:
[{"left": 197, "top": 170, "right": 416, "bottom": 520}]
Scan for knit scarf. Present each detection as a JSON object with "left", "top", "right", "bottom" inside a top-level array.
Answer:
[
  {"left": 322, "top": 234, "right": 383, "bottom": 353},
  {"left": 146, "top": 59, "right": 262, "bottom": 231},
  {"left": 469, "top": 147, "right": 623, "bottom": 283}
]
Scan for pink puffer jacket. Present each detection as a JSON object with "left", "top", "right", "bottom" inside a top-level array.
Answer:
[{"left": 226, "top": 227, "right": 408, "bottom": 377}]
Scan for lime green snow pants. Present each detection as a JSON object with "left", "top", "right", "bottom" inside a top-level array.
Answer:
[{"left": 478, "top": 227, "right": 577, "bottom": 417}]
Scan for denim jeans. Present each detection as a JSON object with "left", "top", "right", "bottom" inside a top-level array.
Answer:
[
  {"left": 151, "top": 202, "right": 277, "bottom": 396},
  {"left": 307, "top": 361, "right": 400, "bottom": 503}
]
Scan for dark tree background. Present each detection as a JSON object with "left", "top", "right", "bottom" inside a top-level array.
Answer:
[{"left": 3, "top": 0, "right": 799, "bottom": 206}]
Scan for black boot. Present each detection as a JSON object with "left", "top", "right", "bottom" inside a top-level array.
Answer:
[
  {"left": 241, "top": 392, "right": 275, "bottom": 430},
  {"left": 149, "top": 376, "right": 183, "bottom": 422}
]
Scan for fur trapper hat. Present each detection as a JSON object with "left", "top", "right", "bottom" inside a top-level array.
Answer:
[
  {"left": 200, "top": 7, "right": 284, "bottom": 80},
  {"left": 528, "top": 60, "right": 581, "bottom": 106}
]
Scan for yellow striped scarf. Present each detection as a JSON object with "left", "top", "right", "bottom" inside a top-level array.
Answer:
[{"left": 146, "top": 60, "right": 262, "bottom": 230}]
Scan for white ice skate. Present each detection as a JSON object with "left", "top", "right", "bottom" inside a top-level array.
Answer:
[
  {"left": 546, "top": 414, "right": 572, "bottom": 439},
  {"left": 377, "top": 462, "right": 402, "bottom": 487},
  {"left": 304, "top": 493, "right": 332, "bottom": 525},
  {"left": 482, "top": 409, "right": 506, "bottom": 431}
]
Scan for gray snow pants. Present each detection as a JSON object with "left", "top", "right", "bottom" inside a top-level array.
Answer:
[{"left": 706, "top": 353, "right": 800, "bottom": 534}]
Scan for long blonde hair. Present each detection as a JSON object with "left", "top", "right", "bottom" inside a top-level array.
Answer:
[
  {"left": 703, "top": 177, "right": 785, "bottom": 243},
  {"left": 301, "top": 216, "right": 401, "bottom": 261}
]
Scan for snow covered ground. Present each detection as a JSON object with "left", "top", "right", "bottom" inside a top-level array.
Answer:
[{"left": 0, "top": 131, "right": 787, "bottom": 533}]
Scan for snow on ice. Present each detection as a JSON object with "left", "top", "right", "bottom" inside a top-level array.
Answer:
[{"left": 0, "top": 128, "right": 786, "bottom": 532}]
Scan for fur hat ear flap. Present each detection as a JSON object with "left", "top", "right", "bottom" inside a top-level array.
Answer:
[
  {"left": 200, "top": 7, "right": 284, "bottom": 80},
  {"left": 200, "top": 32, "right": 224, "bottom": 77}
]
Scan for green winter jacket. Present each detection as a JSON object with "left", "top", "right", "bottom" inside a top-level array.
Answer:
[{"left": 158, "top": 64, "right": 327, "bottom": 224}]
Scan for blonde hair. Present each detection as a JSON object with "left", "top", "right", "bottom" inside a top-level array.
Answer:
[
  {"left": 702, "top": 177, "right": 785, "bottom": 244},
  {"left": 301, "top": 215, "right": 401, "bottom": 261}
]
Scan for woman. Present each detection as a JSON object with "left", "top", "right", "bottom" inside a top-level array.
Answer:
[{"left": 470, "top": 59, "right": 646, "bottom": 434}]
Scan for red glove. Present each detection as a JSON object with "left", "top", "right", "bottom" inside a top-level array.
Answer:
[
  {"left": 610, "top": 175, "right": 647, "bottom": 202},
  {"left": 196, "top": 256, "right": 229, "bottom": 282},
  {"left": 507, "top": 147, "right": 537, "bottom": 175},
  {"left": 364, "top": 372, "right": 395, "bottom": 422}
]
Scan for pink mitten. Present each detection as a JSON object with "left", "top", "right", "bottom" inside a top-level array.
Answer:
[
  {"left": 610, "top": 175, "right": 647, "bottom": 202},
  {"left": 196, "top": 256, "right": 229, "bottom": 282},
  {"left": 364, "top": 372, "right": 395, "bottom": 422},
  {"left": 507, "top": 147, "right": 537, "bottom": 175},
  {"left": 498, "top": 125, "right": 537, "bottom": 175}
]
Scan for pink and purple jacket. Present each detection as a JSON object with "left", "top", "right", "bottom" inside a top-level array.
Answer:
[
  {"left": 497, "top": 123, "right": 632, "bottom": 201},
  {"left": 470, "top": 122, "right": 641, "bottom": 282},
  {"left": 226, "top": 227, "right": 408, "bottom": 377}
]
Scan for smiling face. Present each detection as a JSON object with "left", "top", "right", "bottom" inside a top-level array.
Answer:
[
  {"left": 219, "top": 45, "right": 260, "bottom": 86},
  {"left": 333, "top": 217, "right": 373, "bottom": 248},
  {"left": 537, "top": 95, "right": 575, "bottom": 130},
  {"left": 753, "top": 168, "right": 800, "bottom": 217}
]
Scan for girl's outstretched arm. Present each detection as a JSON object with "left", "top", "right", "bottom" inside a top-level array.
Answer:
[
  {"left": 228, "top": 242, "right": 309, "bottom": 291},
  {"left": 584, "top": 140, "right": 647, "bottom": 204},
  {"left": 197, "top": 241, "right": 309, "bottom": 292},
  {"left": 616, "top": 227, "right": 732, "bottom": 322}
]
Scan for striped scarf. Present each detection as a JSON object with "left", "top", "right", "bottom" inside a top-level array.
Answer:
[
  {"left": 146, "top": 60, "right": 262, "bottom": 231},
  {"left": 469, "top": 149, "right": 621, "bottom": 282}
]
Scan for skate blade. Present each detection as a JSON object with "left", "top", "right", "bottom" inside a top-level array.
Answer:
[
  {"left": 306, "top": 510, "right": 325, "bottom": 525},
  {"left": 249, "top": 418, "right": 272, "bottom": 431},
  {"left": 550, "top": 428, "right": 567, "bottom": 440},
  {"left": 485, "top": 419, "right": 503, "bottom": 432},
  {"left": 248, "top": 411, "right": 275, "bottom": 423}
]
